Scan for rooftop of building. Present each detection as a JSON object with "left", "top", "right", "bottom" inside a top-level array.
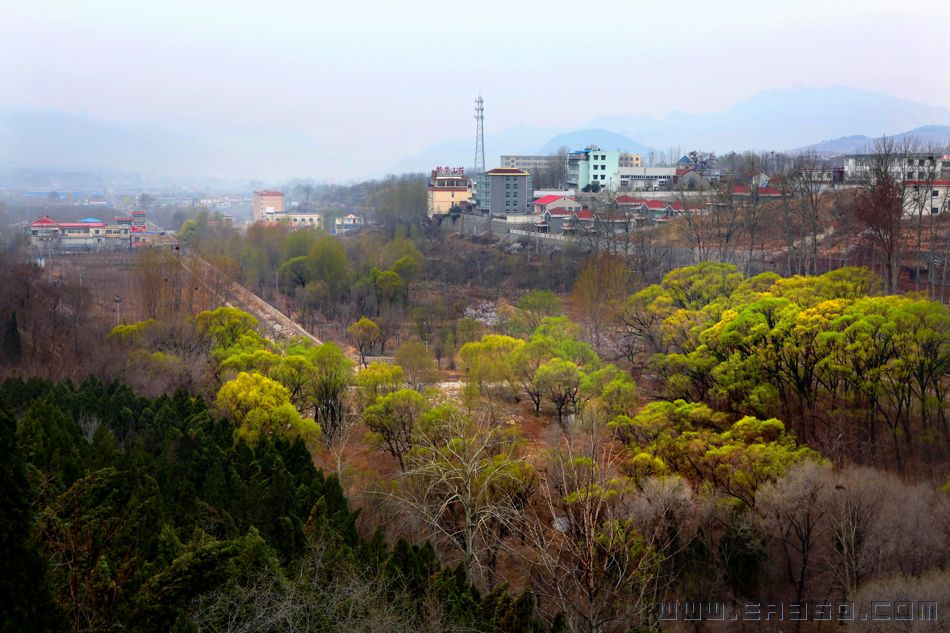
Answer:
[
  {"left": 533, "top": 194, "right": 577, "bottom": 206},
  {"left": 31, "top": 215, "right": 108, "bottom": 227},
  {"left": 486, "top": 168, "right": 530, "bottom": 175}
]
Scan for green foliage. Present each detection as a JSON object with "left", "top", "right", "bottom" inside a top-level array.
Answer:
[
  {"left": 348, "top": 316, "right": 380, "bottom": 367},
  {"left": 1, "top": 377, "right": 555, "bottom": 632},
  {"left": 108, "top": 319, "right": 157, "bottom": 345},
  {"left": 0, "top": 406, "right": 59, "bottom": 632},
  {"left": 2, "top": 311, "right": 22, "bottom": 365},
  {"left": 277, "top": 255, "right": 311, "bottom": 291},
  {"left": 303, "top": 342, "right": 353, "bottom": 442},
  {"left": 216, "top": 372, "right": 321, "bottom": 452},
  {"left": 356, "top": 362, "right": 405, "bottom": 409},
  {"left": 535, "top": 358, "right": 582, "bottom": 427},
  {"left": 363, "top": 388, "right": 426, "bottom": 469},
  {"left": 308, "top": 234, "right": 351, "bottom": 301},
  {"left": 511, "top": 290, "right": 563, "bottom": 332},
  {"left": 17, "top": 399, "right": 88, "bottom": 490},
  {"left": 582, "top": 365, "right": 638, "bottom": 420},
  {"left": 395, "top": 339, "right": 437, "bottom": 390},
  {"left": 619, "top": 399, "right": 820, "bottom": 507},
  {"left": 630, "top": 265, "right": 950, "bottom": 461},
  {"left": 458, "top": 334, "right": 523, "bottom": 403},
  {"left": 176, "top": 218, "right": 200, "bottom": 245},
  {"left": 194, "top": 307, "right": 262, "bottom": 352}
]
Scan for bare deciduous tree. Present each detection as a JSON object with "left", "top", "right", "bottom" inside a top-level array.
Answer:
[{"left": 389, "top": 406, "right": 533, "bottom": 587}]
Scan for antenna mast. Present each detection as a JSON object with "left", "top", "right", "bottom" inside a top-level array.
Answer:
[{"left": 473, "top": 95, "right": 486, "bottom": 178}]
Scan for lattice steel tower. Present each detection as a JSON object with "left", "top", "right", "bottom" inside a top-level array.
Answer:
[{"left": 473, "top": 95, "right": 486, "bottom": 178}]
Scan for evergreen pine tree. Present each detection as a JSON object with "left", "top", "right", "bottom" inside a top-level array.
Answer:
[
  {"left": 2, "top": 312, "right": 22, "bottom": 365},
  {"left": 0, "top": 406, "right": 59, "bottom": 632}
]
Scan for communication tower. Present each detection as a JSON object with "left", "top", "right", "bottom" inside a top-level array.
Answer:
[{"left": 473, "top": 95, "right": 485, "bottom": 178}]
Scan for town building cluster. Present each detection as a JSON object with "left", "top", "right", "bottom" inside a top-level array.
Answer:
[
  {"left": 29, "top": 210, "right": 154, "bottom": 251},
  {"left": 251, "top": 190, "right": 365, "bottom": 234},
  {"left": 424, "top": 136, "right": 950, "bottom": 240}
]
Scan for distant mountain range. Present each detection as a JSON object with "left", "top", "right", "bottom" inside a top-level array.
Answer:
[
  {"left": 794, "top": 125, "right": 950, "bottom": 155},
  {"left": 0, "top": 109, "right": 325, "bottom": 183},
  {"left": 538, "top": 129, "right": 655, "bottom": 156},
  {"left": 587, "top": 86, "right": 950, "bottom": 153},
  {"left": 2, "top": 85, "right": 949, "bottom": 184},
  {"left": 395, "top": 86, "right": 950, "bottom": 171}
]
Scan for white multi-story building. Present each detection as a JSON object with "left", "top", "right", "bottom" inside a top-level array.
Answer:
[
  {"left": 618, "top": 166, "right": 677, "bottom": 191},
  {"left": 500, "top": 155, "right": 565, "bottom": 173},
  {"left": 845, "top": 153, "right": 950, "bottom": 215},
  {"left": 906, "top": 180, "right": 950, "bottom": 216},
  {"left": 844, "top": 153, "right": 949, "bottom": 183},
  {"left": 567, "top": 147, "right": 621, "bottom": 190}
]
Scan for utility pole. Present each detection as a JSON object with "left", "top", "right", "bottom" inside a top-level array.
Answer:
[{"left": 113, "top": 295, "right": 123, "bottom": 328}]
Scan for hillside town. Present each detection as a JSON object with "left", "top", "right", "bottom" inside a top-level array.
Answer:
[{"left": 3, "top": 0, "right": 950, "bottom": 628}]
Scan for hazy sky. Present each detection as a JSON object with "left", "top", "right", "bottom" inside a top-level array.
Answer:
[{"left": 3, "top": 0, "right": 950, "bottom": 180}]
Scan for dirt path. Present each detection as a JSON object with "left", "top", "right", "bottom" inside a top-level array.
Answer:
[
  {"left": 182, "top": 253, "right": 368, "bottom": 362},
  {"left": 183, "top": 254, "right": 322, "bottom": 344}
]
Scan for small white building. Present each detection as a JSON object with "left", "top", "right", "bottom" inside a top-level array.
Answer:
[
  {"left": 618, "top": 167, "right": 676, "bottom": 191},
  {"left": 844, "top": 153, "right": 949, "bottom": 183},
  {"left": 906, "top": 180, "right": 950, "bottom": 216},
  {"left": 533, "top": 189, "right": 576, "bottom": 198},
  {"left": 263, "top": 210, "right": 323, "bottom": 229},
  {"left": 335, "top": 213, "right": 365, "bottom": 234}
]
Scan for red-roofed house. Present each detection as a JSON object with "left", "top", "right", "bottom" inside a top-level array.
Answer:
[
  {"left": 532, "top": 195, "right": 581, "bottom": 215},
  {"left": 673, "top": 166, "right": 716, "bottom": 190},
  {"left": 616, "top": 195, "right": 647, "bottom": 206}
]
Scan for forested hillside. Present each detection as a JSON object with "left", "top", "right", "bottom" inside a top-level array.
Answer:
[
  {"left": 0, "top": 377, "right": 555, "bottom": 632},
  {"left": 2, "top": 223, "right": 949, "bottom": 632}
]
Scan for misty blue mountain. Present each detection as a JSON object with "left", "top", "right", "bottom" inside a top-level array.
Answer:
[{"left": 2, "top": 86, "right": 948, "bottom": 182}]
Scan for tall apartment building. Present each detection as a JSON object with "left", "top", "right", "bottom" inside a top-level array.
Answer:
[
  {"left": 476, "top": 168, "right": 533, "bottom": 216},
  {"left": 252, "top": 190, "right": 285, "bottom": 222},
  {"left": 567, "top": 148, "right": 621, "bottom": 190}
]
